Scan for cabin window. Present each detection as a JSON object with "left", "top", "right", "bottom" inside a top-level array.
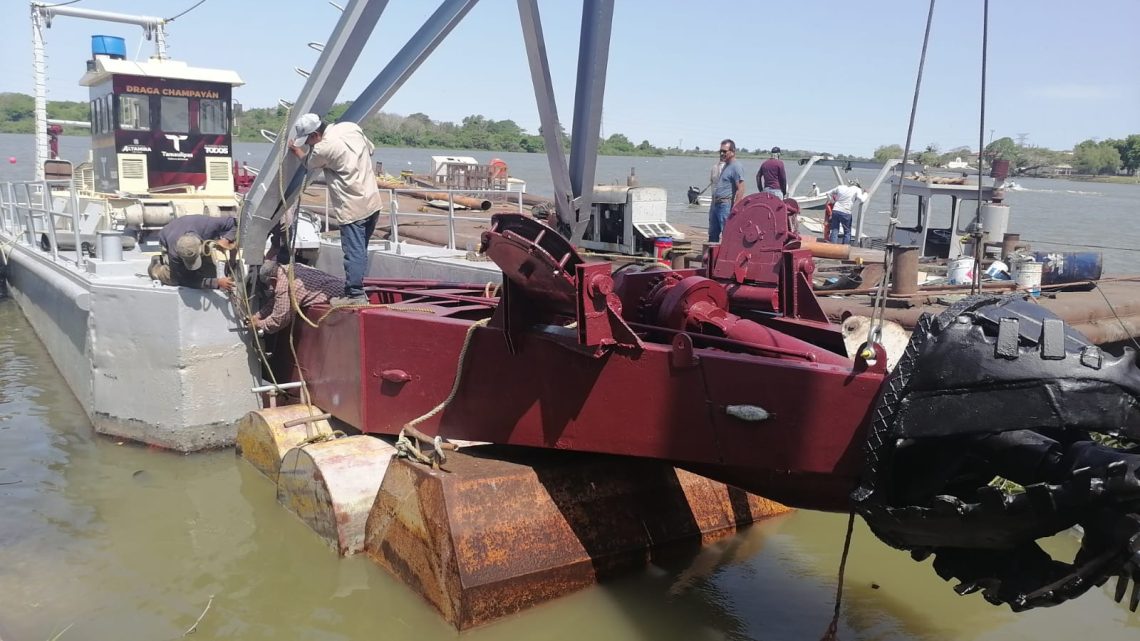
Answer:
[
  {"left": 160, "top": 97, "right": 189, "bottom": 133},
  {"left": 91, "top": 99, "right": 100, "bottom": 134},
  {"left": 102, "top": 94, "right": 113, "bottom": 133},
  {"left": 198, "top": 99, "right": 228, "bottom": 135},
  {"left": 119, "top": 94, "right": 151, "bottom": 131}
]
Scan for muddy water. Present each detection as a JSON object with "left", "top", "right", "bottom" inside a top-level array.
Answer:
[{"left": 0, "top": 295, "right": 1138, "bottom": 640}]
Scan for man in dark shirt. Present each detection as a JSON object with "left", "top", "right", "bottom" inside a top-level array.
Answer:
[
  {"left": 708, "top": 138, "right": 745, "bottom": 243},
  {"left": 149, "top": 215, "right": 237, "bottom": 291},
  {"left": 756, "top": 147, "right": 788, "bottom": 199}
]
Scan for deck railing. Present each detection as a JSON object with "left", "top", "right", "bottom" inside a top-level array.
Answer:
[
  {"left": 310, "top": 185, "right": 523, "bottom": 251},
  {"left": 0, "top": 179, "right": 83, "bottom": 268}
]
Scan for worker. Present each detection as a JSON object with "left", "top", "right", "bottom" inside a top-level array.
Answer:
[
  {"left": 289, "top": 113, "right": 383, "bottom": 305},
  {"left": 756, "top": 147, "right": 787, "bottom": 199},
  {"left": 249, "top": 261, "right": 344, "bottom": 334},
  {"left": 823, "top": 180, "right": 868, "bottom": 245},
  {"left": 149, "top": 214, "right": 236, "bottom": 291}
]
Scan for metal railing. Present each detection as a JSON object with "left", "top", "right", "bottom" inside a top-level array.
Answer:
[
  {"left": 310, "top": 185, "right": 524, "bottom": 251},
  {"left": 0, "top": 179, "right": 84, "bottom": 268}
]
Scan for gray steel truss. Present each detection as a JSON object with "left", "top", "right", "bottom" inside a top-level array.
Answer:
[
  {"left": 567, "top": 0, "right": 614, "bottom": 240},
  {"left": 516, "top": 0, "right": 574, "bottom": 229},
  {"left": 239, "top": 0, "right": 390, "bottom": 259},
  {"left": 242, "top": 0, "right": 617, "bottom": 257}
]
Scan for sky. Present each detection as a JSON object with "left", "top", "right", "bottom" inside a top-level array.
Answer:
[{"left": 3, "top": 0, "right": 1138, "bottom": 157}]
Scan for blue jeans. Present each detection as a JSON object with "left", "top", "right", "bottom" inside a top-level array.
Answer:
[
  {"left": 763, "top": 187, "right": 784, "bottom": 200},
  {"left": 829, "top": 210, "right": 852, "bottom": 244},
  {"left": 340, "top": 211, "right": 379, "bottom": 297},
  {"left": 708, "top": 201, "right": 731, "bottom": 243}
]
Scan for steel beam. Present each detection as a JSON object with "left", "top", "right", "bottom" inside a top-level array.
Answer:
[
  {"left": 516, "top": 0, "right": 575, "bottom": 229},
  {"left": 239, "top": 0, "right": 390, "bottom": 264},
  {"left": 567, "top": 0, "right": 614, "bottom": 236},
  {"left": 341, "top": 0, "right": 481, "bottom": 123}
]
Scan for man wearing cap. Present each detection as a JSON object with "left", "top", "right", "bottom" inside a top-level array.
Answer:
[
  {"left": 289, "top": 113, "right": 383, "bottom": 305},
  {"left": 249, "top": 261, "right": 343, "bottom": 334},
  {"left": 756, "top": 147, "right": 787, "bottom": 199},
  {"left": 150, "top": 214, "right": 237, "bottom": 291},
  {"left": 822, "top": 180, "right": 868, "bottom": 245}
]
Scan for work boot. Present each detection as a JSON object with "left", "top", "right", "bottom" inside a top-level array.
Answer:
[{"left": 330, "top": 294, "right": 369, "bottom": 307}]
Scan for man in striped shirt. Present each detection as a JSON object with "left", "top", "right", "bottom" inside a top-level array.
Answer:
[{"left": 250, "top": 261, "right": 346, "bottom": 334}]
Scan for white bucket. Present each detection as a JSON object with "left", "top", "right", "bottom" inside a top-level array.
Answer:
[
  {"left": 1014, "top": 258, "right": 1043, "bottom": 297},
  {"left": 947, "top": 257, "right": 975, "bottom": 285}
]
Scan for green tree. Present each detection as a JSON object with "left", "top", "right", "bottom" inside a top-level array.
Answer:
[
  {"left": 1108, "top": 134, "right": 1140, "bottom": 175},
  {"left": 599, "top": 133, "right": 636, "bottom": 155},
  {"left": 917, "top": 143, "right": 941, "bottom": 167},
  {"left": 985, "top": 136, "right": 1021, "bottom": 161},
  {"left": 1073, "top": 139, "right": 1121, "bottom": 175},
  {"left": 873, "top": 144, "right": 903, "bottom": 163}
]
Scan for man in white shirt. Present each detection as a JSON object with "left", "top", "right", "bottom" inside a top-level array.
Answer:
[
  {"left": 290, "top": 113, "right": 383, "bottom": 305},
  {"left": 823, "top": 180, "right": 867, "bottom": 245}
]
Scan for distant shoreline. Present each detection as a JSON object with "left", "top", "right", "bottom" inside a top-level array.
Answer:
[{"left": 1061, "top": 175, "right": 1140, "bottom": 185}]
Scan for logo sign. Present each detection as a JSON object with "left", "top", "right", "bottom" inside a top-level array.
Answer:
[{"left": 162, "top": 134, "right": 193, "bottom": 160}]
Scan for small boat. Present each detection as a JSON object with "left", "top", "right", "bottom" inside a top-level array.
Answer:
[
  {"left": 792, "top": 191, "right": 830, "bottom": 210},
  {"left": 686, "top": 185, "right": 711, "bottom": 207}
]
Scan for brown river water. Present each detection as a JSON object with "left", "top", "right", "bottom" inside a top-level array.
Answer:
[{"left": 1, "top": 294, "right": 1139, "bottom": 640}]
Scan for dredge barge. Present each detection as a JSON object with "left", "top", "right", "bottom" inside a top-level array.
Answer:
[{"left": 4, "top": 0, "right": 1140, "bottom": 633}]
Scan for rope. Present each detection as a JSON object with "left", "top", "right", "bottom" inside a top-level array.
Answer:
[
  {"left": 392, "top": 317, "right": 490, "bottom": 468},
  {"left": 165, "top": 0, "right": 207, "bottom": 22},
  {"left": 864, "top": 0, "right": 937, "bottom": 361},
  {"left": 969, "top": 0, "right": 990, "bottom": 296},
  {"left": 403, "top": 317, "right": 489, "bottom": 432},
  {"left": 819, "top": 511, "right": 857, "bottom": 641},
  {"left": 1094, "top": 283, "right": 1140, "bottom": 352}
]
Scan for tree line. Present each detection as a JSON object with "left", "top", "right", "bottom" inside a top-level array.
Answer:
[
  {"left": 1, "top": 91, "right": 843, "bottom": 159},
  {"left": 8, "top": 91, "right": 1133, "bottom": 174},
  {"left": 872, "top": 136, "right": 1140, "bottom": 176}
]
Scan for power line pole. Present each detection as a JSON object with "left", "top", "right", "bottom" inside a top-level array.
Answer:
[{"left": 1016, "top": 132, "right": 1029, "bottom": 147}]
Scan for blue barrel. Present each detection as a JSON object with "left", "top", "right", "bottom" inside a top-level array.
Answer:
[
  {"left": 1031, "top": 251, "right": 1103, "bottom": 285},
  {"left": 91, "top": 35, "right": 127, "bottom": 60}
]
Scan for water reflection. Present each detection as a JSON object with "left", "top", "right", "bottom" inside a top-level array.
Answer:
[{"left": 1, "top": 295, "right": 1138, "bottom": 640}]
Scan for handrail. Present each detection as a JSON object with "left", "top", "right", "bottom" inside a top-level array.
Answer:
[
  {"left": 0, "top": 178, "right": 86, "bottom": 268},
  {"left": 307, "top": 184, "right": 523, "bottom": 252},
  {"left": 379, "top": 186, "right": 523, "bottom": 251}
]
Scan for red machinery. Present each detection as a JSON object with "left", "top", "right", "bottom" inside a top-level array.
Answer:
[{"left": 279, "top": 203, "right": 1140, "bottom": 612}]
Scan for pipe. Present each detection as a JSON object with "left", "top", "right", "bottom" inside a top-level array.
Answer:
[
  {"left": 377, "top": 179, "right": 492, "bottom": 211},
  {"left": 800, "top": 237, "right": 886, "bottom": 263},
  {"left": 890, "top": 245, "right": 920, "bottom": 296},
  {"left": 97, "top": 230, "right": 124, "bottom": 262}
]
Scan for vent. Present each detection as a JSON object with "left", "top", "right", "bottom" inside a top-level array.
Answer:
[
  {"left": 121, "top": 158, "right": 146, "bottom": 180},
  {"left": 78, "top": 163, "right": 95, "bottom": 193},
  {"left": 207, "top": 159, "right": 231, "bottom": 183}
]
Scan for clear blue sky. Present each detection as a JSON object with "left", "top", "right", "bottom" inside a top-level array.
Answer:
[{"left": 4, "top": 0, "right": 1138, "bottom": 157}]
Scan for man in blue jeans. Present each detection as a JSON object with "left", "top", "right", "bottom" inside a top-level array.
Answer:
[
  {"left": 822, "top": 180, "right": 868, "bottom": 245},
  {"left": 708, "top": 139, "right": 745, "bottom": 243},
  {"left": 290, "top": 113, "right": 383, "bottom": 305}
]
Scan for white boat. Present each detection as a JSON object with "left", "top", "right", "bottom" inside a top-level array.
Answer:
[{"left": 792, "top": 191, "right": 830, "bottom": 210}]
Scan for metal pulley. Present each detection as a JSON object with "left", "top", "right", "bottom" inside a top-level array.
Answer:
[{"left": 480, "top": 213, "right": 585, "bottom": 314}]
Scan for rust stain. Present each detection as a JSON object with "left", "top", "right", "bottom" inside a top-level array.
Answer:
[{"left": 361, "top": 449, "right": 791, "bottom": 630}]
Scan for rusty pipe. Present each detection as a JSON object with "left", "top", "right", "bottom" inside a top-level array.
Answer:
[
  {"left": 890, "top": 245, "right": 920, "bottom": 296},
  {"left": 800, "top": 237, "right": 886, "bottom": 263},
  {"left": 378, "top": 179, "right": 492, "bottom": 211}
]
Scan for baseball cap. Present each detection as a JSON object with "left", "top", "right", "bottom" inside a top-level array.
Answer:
[
  {"left": 290, "top": 113, "right": 322, "bottom": 147},
  {"left": 770, "top": 146, "right": 781, "bottom": 154},
  {"left": 175, "top": 232, "right": 204, "bottom": 271}
]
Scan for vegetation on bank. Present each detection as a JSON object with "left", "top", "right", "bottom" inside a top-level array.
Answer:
[
  {"left": 873, "top": 135, "right": 1140, "bottom": 177},
  {"left": 0, "top": 92, "right": 844, "bottom": 159},
  {"left": 4, "top": 91, "right": 1137, "bottom": 177}
]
